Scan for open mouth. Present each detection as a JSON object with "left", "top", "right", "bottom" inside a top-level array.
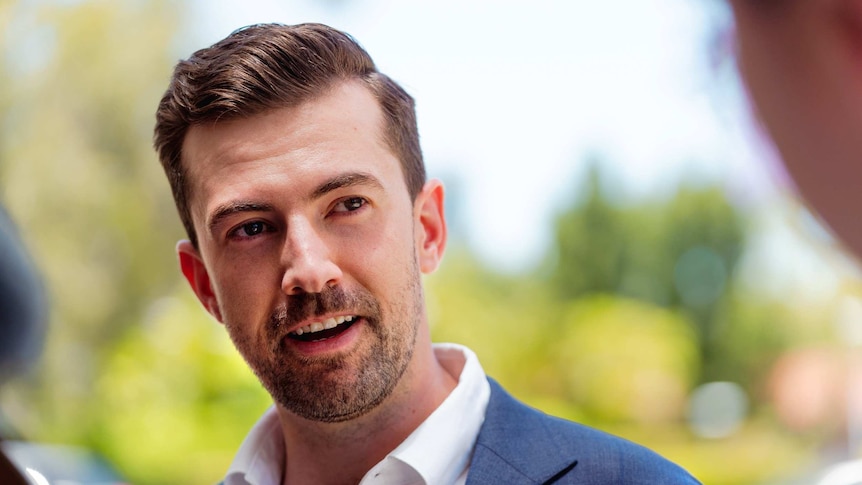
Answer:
[{"left": 288, "top": 315, "right": 358, "bottom": 342}]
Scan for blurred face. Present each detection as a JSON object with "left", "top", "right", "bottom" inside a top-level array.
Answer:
[
  {"left": 177, "top": 82, "right": 445, "bottom": 422},
  {"left": 731, "top": 0, "right": 862, "bottom": 256}
]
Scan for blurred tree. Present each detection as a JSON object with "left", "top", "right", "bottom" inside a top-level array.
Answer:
[
  {"left": 552, "top": 296, "right": 699, "bottom": 425},
  {"left": 546, "top": 157, "right": 749, "bottom": 384},
  {"left": 0, "top": 0, "right": 185, "bottom": 460},
  {"left": 663, "top": 186, "right": 746, "bottom": 380},
  {"left": 427, "top": 247, "right": 559, "bottom": 399},
  {"left": 94, "top": 291, "right": 271, "bottom": 485},
  {"left": 549, "top": 161, "right": 630, "bottom": 299}
]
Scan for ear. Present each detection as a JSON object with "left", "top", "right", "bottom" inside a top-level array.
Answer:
[
  {"left": 177, "top": 240, "right": 223, "bottom": 323},
  {"left": 414, "top": 179, "right": 447, "bottom": 274}
]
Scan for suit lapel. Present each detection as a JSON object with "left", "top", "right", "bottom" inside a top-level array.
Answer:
[{"left": 466, "top": 379, "right": 578, "bottom": 485}]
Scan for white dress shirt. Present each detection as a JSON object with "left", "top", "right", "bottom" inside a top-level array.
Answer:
[{"left": 224, "top": 343, "right": 491, "bottom": 485}]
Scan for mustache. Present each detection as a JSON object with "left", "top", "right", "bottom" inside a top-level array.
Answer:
[{"left": 268, "top": 286, "right": 380, "bottom": 338}]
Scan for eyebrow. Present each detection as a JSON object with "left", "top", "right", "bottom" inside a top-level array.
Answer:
[
  {"left": 310, "top": 172, "right": 383, "bottom": 200},
  {"left": 207, "top": 201, "right": 275, "bottom": 234}
]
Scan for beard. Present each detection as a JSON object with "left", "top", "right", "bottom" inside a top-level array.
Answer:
[{"left": 224, "top": 263, "right": 423, "bottom": 423}]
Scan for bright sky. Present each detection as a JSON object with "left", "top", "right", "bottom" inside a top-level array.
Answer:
[{"left": 185, "top": 0, "right": 782, "bottom": 272}]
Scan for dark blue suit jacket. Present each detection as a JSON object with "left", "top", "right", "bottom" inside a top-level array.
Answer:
[{"left": 466, "top": 379, "right": 701, "bottom": 484}]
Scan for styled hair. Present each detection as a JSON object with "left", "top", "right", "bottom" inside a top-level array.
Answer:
[{"left": 154, "top": 23, "right": 425, "bottom": 247}]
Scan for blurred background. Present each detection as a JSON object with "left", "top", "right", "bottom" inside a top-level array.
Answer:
[{"left": 2, "top": 0, "right": 861, "bottom": 484}]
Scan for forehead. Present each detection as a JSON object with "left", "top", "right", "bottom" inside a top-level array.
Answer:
[{"left": 181, "top": 81, "right": 405, "bottom": 215}]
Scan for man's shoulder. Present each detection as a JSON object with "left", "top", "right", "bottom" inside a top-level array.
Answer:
[{"left": 467, "top": 378, "right": 700, "bottom": 485}]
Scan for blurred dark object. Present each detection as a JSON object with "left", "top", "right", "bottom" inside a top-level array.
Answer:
[
  {"left": 0, "top": 204, "right": 47, "bottom": 484},
  {"left": 730, "top": 0, "right": 862, "bottom": 258},
  {"left": 0, "top": 205, "right": 46, "bottom": 387},
  {"left": 0, "top": 451, "right": 27, "bottom": 485}
]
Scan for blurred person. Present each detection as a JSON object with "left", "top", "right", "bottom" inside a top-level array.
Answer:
[
  {"left": 0, "top": 206, "right": 46, "bottom": 388},
  {"left": 730, "top": 0, "right": 862, "bottom": 257},
  {"left": 153, "top": 23, "right": 700, "bottom": 485},
  {"left": 0, "top": 205, "right": 46, "bottom": 484}
]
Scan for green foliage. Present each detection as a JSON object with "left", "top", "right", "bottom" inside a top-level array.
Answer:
[
  {"left": 1, "top": 0, "right": 182, "bottom": 346},
  {"left": 427, "top": 247, "right": 558, "bottom": 397},
  {"left": 0, "top": 0, "right": 198, "bottom": 479},
  {"left": 94, "top": 290, "right": 271, "bottom": 485},
  {"left": 551, "top": 296, "right": 699, "bottom": 424},
  {"left": 549, "top": 163, "right": 633, "bottom": 299},
  {"left": 550, "top": 162, "right": 746, "bottom": 310},
  {"left": 547, "top": 159, "right": 754, "bottom": 385}
]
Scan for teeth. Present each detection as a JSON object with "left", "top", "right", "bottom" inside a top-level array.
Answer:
[{"left": 292, "top": 315, "right": 356, "bottom": 336}]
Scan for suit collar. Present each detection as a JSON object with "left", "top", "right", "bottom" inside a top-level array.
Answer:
[{"left": 467, "top": 379, "right": 578, "bottom": 485}]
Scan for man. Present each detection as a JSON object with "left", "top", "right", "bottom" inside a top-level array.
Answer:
[
  {"left": 730, "top": 0, "right": 862, "bottom": 257},
  {"left": 153, "top": 23, "right": 699, "bottom": 484}
]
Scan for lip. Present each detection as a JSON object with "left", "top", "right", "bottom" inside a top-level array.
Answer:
[{"left": 283, "top": 316, "right": 364, "bottom": 356}]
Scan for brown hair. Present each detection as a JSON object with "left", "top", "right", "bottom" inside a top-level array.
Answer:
[{"left": 154, "top": 23, "right": 425, "bottom": 247}]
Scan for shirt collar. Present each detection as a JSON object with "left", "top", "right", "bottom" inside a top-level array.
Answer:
[
  {"left": 223, "top": 343, "right": 490, "bottom": 485},
  {"left": 381, "top": 343, "right": 490, "bottom": 485},
  {"left": 224, "top": 405, "right": 283, "bottom": 485}
]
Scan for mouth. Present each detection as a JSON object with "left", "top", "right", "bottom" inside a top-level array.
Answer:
[{"left": 288, "top": 315, "right": 358, "bottom": 342}]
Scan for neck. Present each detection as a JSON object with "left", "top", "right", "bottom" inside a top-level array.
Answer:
[{"left": 276, "top": 336, "right": 457, "bottom": 485}]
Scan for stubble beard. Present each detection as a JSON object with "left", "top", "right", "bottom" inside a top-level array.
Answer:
[{"left": 225, "top": 261, "right": 423, "bottom": 423}]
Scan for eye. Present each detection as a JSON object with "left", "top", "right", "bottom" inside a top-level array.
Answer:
[
  {"left": 332, "top": 197, "right": 367, "bottom": 214},
  {"left": 229, "top": 220, "right": 272, "bottom": 239}
]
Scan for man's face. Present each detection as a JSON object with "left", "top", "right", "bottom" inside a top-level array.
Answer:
[{"left": 177, "top": 81, "right": 445, "bottom": 422}]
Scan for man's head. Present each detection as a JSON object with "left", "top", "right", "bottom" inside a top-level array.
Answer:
[
  {"left": 154, "top": 23, "right": 425, "bottom": 247},
  {"left": 153, "top": 23, "right": 448, "bottom": 423}
]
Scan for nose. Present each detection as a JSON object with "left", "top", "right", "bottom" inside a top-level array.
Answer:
[{"left": 280, "top": 219, "right": 342, "bottom": 295}]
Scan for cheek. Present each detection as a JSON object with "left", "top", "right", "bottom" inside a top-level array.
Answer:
[
  {"left": 211, "top": 255, "right": 281, "bottom": 321},
  {"left": 339, "top": 214, "right": 415, "bottom": 283}
]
